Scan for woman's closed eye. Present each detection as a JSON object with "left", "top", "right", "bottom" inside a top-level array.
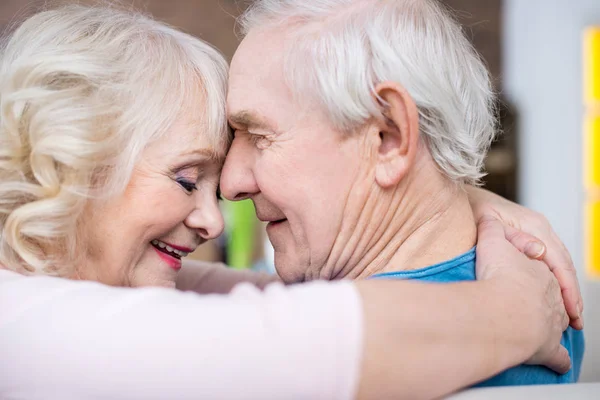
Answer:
[
  {"left": 176, "top": 178, "right": 198, "bottom": 193},
  {"left": 173, "top": 165, "right": 203, "bottom": 194}
]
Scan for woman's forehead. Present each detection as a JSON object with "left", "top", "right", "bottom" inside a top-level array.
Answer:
[
  {"left": 188, "top": 92, "right": 230, "bottom": 156},
  {"left": 175, "top": 99, "right": 229, "bottom": 154},
  {"left": 137, "top": 112, "right": 225, "bottom": 167}
]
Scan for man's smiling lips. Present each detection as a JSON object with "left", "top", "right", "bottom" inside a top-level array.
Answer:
[
  {"left": 255, "top": 208, "right": 286, "bottom": 223},
  {"left": 255, "top": 213, "right": 287, "bottom": 230},
  {"left": 266, "top": 219, "right": 286, "bottom": 228}
]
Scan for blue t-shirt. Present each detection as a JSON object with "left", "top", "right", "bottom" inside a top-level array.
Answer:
[{"left": 370, "top": 247, "right": 585, "bottom": 387}]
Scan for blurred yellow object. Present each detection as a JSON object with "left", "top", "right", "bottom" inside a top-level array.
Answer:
[
  {"left": 586, "top": 201, "right": 600, "bottom": 278},
  {"left": 584, "top": 27, "right": 600, "bottom": 278},
  {"left": 584, "top": 114, "right": 600, "bottom": 189},
  {"left": 584, "top": 27, "right": 600, "bottom": 105}
]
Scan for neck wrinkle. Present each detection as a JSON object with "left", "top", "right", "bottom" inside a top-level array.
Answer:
[
  {"left": 327, "top": 157, "right": 477, "bottom": 280},
  {"left": 316, "top": 164, "right": 377, "bottom": 281}
]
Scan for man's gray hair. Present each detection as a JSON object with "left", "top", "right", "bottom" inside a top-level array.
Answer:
[{"left": 239, "top": 0, "right": 497, "bottom": 185}]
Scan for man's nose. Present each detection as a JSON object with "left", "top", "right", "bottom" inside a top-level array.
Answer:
[{"left": 220, "top": 136, "right": 259, "bottom": 201}]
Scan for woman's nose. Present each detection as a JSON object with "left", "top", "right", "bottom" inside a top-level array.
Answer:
[{"left": 185, "top": 195, "right": 224, "bottom": 240}]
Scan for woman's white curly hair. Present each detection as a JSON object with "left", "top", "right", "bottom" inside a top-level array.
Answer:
[{"left": 0, "top": 3, "right": 229, "bottom": 276}]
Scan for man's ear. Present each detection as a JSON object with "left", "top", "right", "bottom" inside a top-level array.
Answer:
[{"left": 372, "top": 81, "right": 420, "bottom": 188}]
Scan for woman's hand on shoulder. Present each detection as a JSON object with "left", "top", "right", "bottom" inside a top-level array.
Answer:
[
  {"left": 467, "top": 186, "right": 583, "bottom": 330},
  {"left": 476, "top": 216, "right": 571, "bottom": 374}
]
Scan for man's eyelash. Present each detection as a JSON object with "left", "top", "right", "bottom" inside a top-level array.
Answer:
[
  {"left": 249, "top": 134, "right": 271, "bottom": 148},
  {"left": 249, "top": 135, "right": 263, "bottom": 144}
]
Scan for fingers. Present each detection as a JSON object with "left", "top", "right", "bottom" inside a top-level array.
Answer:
[
  {"left": 544, "top": 345, "right": 572, "bottom": 375},
  {"left": 503, "top": 225, "right": 583, "bottom": 330},
  {"left": 475, "top": 217, "right": 511, "bottom": 272},
  {"left": 503, "top": 225, "right": 547, "bottom": 260},
  {"left": 542, "top": 235, "right": 584, "bottom": 330},
  {"left": 562, "top": 303, "right": 570, "bottom": 332},
  {"left": 553, "top": 268, "right": 584, "bottom": 330},
  {"left": 476, "top": 216, "right": 506, "bottom": 247}
]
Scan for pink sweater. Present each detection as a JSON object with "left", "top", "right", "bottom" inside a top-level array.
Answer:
[{"left": 0, "top": 269, "right": 362, "bottom": 399}]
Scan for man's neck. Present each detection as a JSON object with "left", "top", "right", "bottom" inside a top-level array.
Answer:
[{"left": 332, "top": 157, "right": 477, "bottom": 280}]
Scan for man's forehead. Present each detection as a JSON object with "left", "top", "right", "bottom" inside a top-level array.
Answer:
[
  {"left": 227, "top": 40, "right": 272, "bottom": 120},
  {"left": 228, "top": 29, "right": 287, "bottom": 93},
  {"left": 227, "top": 65, "right": 284, "bottom": 131},
  {"left": 228, "top": 29, "right": 301, "bottom": 131},
  {"left": 232, "top": 28, "right": 284, "bottom": 68}
]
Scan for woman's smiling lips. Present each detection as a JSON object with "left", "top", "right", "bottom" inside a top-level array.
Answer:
[{"left": 150, "top": 239, "right": 195, "bottom": 270}]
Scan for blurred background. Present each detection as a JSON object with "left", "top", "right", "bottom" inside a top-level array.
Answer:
[{"left": 1, "top": 0, "right": 599, "bottom": 383}]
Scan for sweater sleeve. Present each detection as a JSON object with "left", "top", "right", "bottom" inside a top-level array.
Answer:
[{"left": 0, "top": 270, "right": 362, "bottom": 400}]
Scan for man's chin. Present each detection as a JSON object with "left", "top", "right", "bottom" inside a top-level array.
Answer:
[{"left": 273, "top": 254, "right": 307, "bottom": 284}]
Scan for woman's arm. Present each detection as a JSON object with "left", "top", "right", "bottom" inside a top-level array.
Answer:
[
  {"left": 177, "top": 260, "right": 280, "bottom": 293},
  {"left": 178, "top": 190, "right": 582, "bottom": 334},
  {"left": 0, "top": 219, "right": 570, "bottom": 400},
  {"left": 354, "top": 217, "right": 570, "bottom": 400},
  {"left": 0, "top": 272, "right": 362, "bottom": 400},
  {"left": 467, "top": 186, "right": 583, "bottom": 330}
]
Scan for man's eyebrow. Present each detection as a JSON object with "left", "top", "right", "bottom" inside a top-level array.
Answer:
[{"left": 228, "top": 110, "right": 273, "bottom": 130}]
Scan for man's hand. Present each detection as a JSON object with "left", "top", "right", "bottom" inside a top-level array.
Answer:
[
  {"left": 467, "top": 186, "right": 583, "bottom": 330},
  {"left": 476, "top": 216, "right": 572, "bottom": 374}
]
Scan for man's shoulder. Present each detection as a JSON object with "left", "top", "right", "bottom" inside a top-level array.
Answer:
[{"left": 370, "top": 247, "right": 477, "bottom": 282}]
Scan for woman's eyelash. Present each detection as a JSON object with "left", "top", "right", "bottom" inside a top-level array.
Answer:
[{"left": 176, "top": 178, "right": 198, "bottom": 193}]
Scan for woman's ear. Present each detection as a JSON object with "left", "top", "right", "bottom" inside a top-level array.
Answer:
[{"left": 372, "top": 81, "right": 420, "bottom": 188}]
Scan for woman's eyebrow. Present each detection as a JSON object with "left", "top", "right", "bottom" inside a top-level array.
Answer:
[
  {"left": 181, "top": 148, "right": 214, "bottom": 158},
  {"left": 174, "top": 147, "right": 226, "bottom": 166}
]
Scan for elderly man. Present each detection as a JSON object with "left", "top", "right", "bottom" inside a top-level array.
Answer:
[{"left": 220, "top": 0, "right": 584, "bottom": 387}]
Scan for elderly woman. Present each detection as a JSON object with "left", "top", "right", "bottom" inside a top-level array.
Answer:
[
  {"left": 221, "top": 0, "right": 585, "bottom": 388},
  {"left": 0, "top": 4, "right": 581, "bottom": 400}
]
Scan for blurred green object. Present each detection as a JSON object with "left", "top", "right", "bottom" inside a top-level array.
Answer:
[{"left": 225, "top": 199, "right": 256, "bottom": 269}]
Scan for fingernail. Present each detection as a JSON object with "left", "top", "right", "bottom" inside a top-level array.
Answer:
[{"left": 525, "top": 242, "right": 546, "bottom": 259}]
